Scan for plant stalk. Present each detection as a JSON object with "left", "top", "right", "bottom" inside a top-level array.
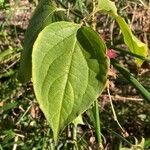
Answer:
[
  {"left": 71, "top": 123, "right": 78, "bottom": 150},
  {"left": 65, "top": 124, "right": 77, "bottom": 150},
  {"left": 92, "top": 1, "right": 103, "bottom": 149},
  {"left": 111, "top": 47, "right": 150, "bottom": 63},
  {"left": 94, "top": 100, "right": 103, "bottom": 149},
  {"left": 92, "top": 0, "right": 97, "bottom": 31},
  {"left": 112, "top": 60, "right": 150, "bottom": 103}
]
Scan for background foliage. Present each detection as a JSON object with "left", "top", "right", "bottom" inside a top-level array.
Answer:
[{"left": 0, "top": 0, "right": 150, "bottom": 149}]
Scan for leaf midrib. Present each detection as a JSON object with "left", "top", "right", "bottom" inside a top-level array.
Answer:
[
  {"left": 57, "top": 37, "right": 77, "bottom": 134},
  {"left": 39, "top": 27, "right": 79, "bottom": 96}
]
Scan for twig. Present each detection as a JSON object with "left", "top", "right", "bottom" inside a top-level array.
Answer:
[
  {"left": 101, "top": 94, "right": 143, "bottom": 102},
  {"left": 16, "top": 105, "right": 31, "bottom": 125},
  {"left": 56, "top": 0, "right": 84, "bottom": 19},
  {"left": 12, "top": 135, "right": 18, "bottom": 150},
  {"left": 111, "top": 47, "right": 150, "bottom": 63},
  {"left": 80, "top": 12, "right": 94, "bottom": 26},
  {"left": 110, "top": 20, "right": 115, "bottom": 45},
  {"left": 107, "top": 84, "right": 127, "bottom": 136},
  {"left": 92, "top": 0, "right": 97, "bottom": 31},
  {"left": 139, "top": 0, "right": 150, "bottom": 9}
]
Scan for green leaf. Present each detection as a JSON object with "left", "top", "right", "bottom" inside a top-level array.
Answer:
[
  {"left": 18, "top": 0, "right": 68, "bottom": 83},
  {"left": 3, "top": 130, "right": 16, "bottom": 143},
  {"left": 32, "top": 21, "right": 109, "bottom": 143},
  {"left": 0, "top": 49, "right": 13, "bottom": 62},
  {"left": 98, "top": 0, "right": 118, "bottom": 15},
  {"left": 0, "top": 102, "right": 18, "bottom": 112},
  {"left": 114, "top": 16, "right": 148, "bottom": 66},
  {"left": 72, "top": 115, "right": 84, "bottom": 126},
  {"left": 0, "top": 69, "right": 14, "bottom": 79},
  {"left": 98, "top": 0, "right": 148, "bottom": 66}
]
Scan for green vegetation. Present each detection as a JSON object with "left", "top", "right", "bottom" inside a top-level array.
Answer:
[{"left": 0, "top": 0, "right": 150, "bottom": 149}]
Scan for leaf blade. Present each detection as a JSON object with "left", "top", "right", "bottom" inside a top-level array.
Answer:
[
  {"left": 18, "top": 0, "right": 68, "bottom": 83},
  {"left": 98, "top": 0, "right": 148, "bottom": 66},
  {"left": 32, "top": 21, "right": 109, "bottom": 143},
  {"left": 114, "top": 16, "right": 148, "bottom": 66}
]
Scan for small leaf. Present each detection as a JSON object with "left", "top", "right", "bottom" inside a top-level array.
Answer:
[
  {"left": 32, "top": 21, "right": 109, "bottom": 143},
  {"left": 18, "top": 0, "right": 68, "bottom": 83},
  {"left": 72, "top": 115, "right": 84, "bottom": 126},
  {"left": 138, "top": 137, "right": 145, "bottom": 148},
  {"left": 0, "top": 102, "right": 18, "bottom": 112}
]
